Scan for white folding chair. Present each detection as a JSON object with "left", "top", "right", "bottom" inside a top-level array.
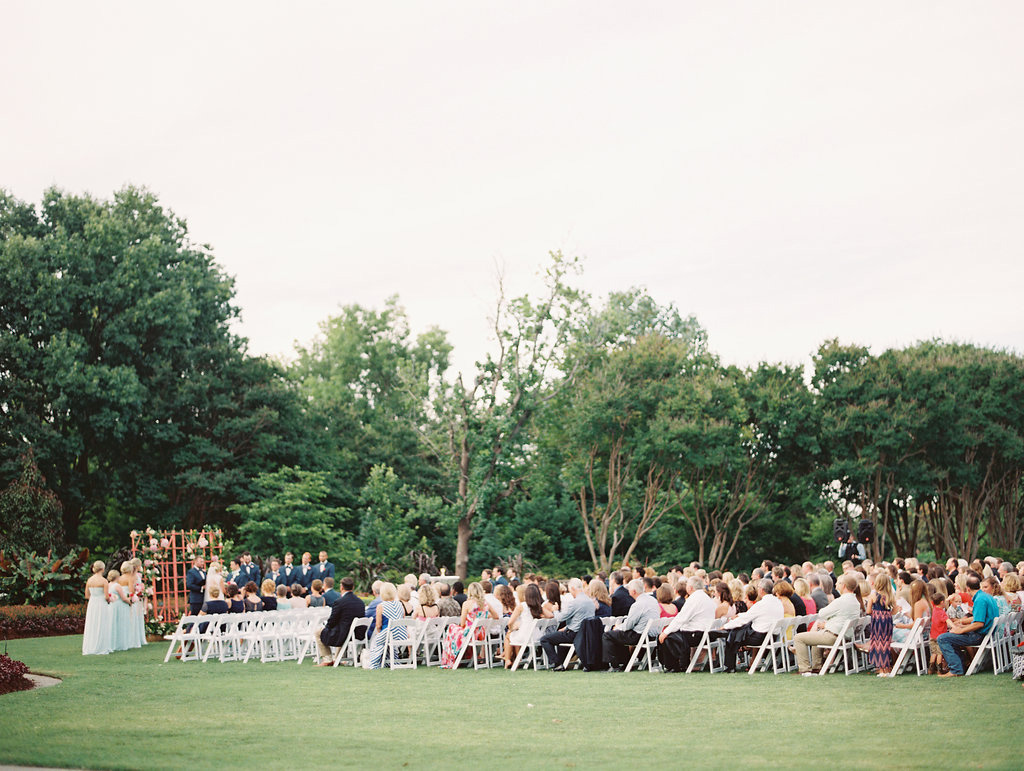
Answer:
[
  {"left": 511, "top": 618, "right": 559, "bottom": 671},
  {"left": 686, "top": 617, "right": 727, "bottom": 673},
  {"left": 384, "top": 618, "right": 421, "bottom": 669},
  {"left": 624, "top": 619, "right": 669, "bottom": 672},
  {"left": 413, "top": 616, "right": 445, "bottom": 666},
  {"left": 815, "top": 619, "right": 854, "bottom": 675},
  {"left": 333, "top": 617, "right": 372, "bottom": 667},
  {"left": 296, "top": 612, "right": 328, "bottom": 665},
  {"left": 889, "top": 616, "right": 927, "bottom": 676},
  {"left": 747, "top": 617, "right": 785, "bottom": 674},
  {"left": 163, "top": 615, "right": 203, "bottom": 663},
  {"left": 966, "top": 613, "right": 1011, "bottom": 676}
]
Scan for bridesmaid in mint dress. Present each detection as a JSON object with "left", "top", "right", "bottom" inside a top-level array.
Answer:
[
  {"left": 107, "top": 570, "right": 136, "bottom": 651},
  {"left": 82, "top": 561, "right": 112, "bottom": 655}
]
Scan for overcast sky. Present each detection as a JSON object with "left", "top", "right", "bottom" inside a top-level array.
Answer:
[{"left": 3, "top": 3, "right": 1022, "bottom": 379}]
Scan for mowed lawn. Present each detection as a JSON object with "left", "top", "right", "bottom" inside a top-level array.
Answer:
[{"left": 0, "top": 635, "right": 1020, "bottom": 770}]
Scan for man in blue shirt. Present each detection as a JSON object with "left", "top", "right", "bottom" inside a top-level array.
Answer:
[
  {"left": 540, "top": 578, "right": 596, "bottom": 670},
  {"left": 937, "top": 574, "right": 1000, "bottom": 677}
]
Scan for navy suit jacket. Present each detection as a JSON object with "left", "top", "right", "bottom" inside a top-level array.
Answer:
[
  {"left": 323, "top": 589, "right": 341, "bottom": 607},
  {"left": 278, "top": 565, "right": 297, "bottom": 587},
  {"left": 244, "top": 563, "right": 262, "bottom": 587},
  {"left": 264, "top": 570, "right": 282, "bottom": 587},
  {"left": 611, "top": 586, "right": 634, "bottom": 617},
  {"left": 185, "top": 567, "right": 206, "bottom": 604},
  {"left": 296, "top": 565, "right": 314, "bottom": 589},
  {"left": 321, "top": 592, "right": 367, "bottom": 648},
  {"left": 312, "top": 562, "right": 335, "bottom": 583}
]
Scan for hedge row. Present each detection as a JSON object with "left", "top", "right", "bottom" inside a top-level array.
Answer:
[{"left": 0, "top": 604, "right": 87, "bottom": 639}]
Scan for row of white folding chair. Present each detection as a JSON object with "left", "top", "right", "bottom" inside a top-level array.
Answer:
[{"left": 685, "top": 617, "right": 727, "bottom": 673}]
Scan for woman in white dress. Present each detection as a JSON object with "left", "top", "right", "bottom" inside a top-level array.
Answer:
[
  {"left": 204, "top": 562, "right": 225, "bottom": 603},
  {"left": 82, "top": 561, "right": 112, "bottom": 655},
  {"left": 107, "top": 569, "right": 135, "bottom": 651},
  {"left": 502, "top": 584, "right": 552, "bottom": 668}
]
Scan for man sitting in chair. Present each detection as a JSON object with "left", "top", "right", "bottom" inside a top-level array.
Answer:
[
  {"left": 316, "top": 577, "right": 366, "bottom": 667},
  {"left": 937, "top": 573, "right": 1000, "bottom": 677},
  {"left": 792, "top": 574, "right": 862, "bottom": 676},
  {"left": 539, "top": 577, "right": 595, "bottom": 671},
  {"left": 601, "top": 577, "right": 660, "bottom": 671},
  {"left": 720, "top": 579, "right": 783, "bottom": 673},
  {"left": 658, "top": 577, "right": 717, "bottom": 672}
]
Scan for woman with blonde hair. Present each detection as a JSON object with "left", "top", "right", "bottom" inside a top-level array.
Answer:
[
  {"left": 106, "top": 569, "right": 136, "bottom": 651},
  {"left": 82, "top": 561, "right": 112, "bottom": 655},
  {"left": 1002, "top": 573, "right": 1024, "bottom": 609},
  {"left": 368, "top": 582, "right": 404, "bottom": 668},
  {"left": 260, "top": 579, "right": 278, "bottom": 611},
  {"left": 118, "top": 562, "right": 145, "bottom": 648},
  {"left": 866, "top": 572, "right": 895, "bottom": 675},
  {"left": 587, "top": 579, "right": 613, "bottom": 618},
  {"left": 893, "top": 579, "right": 928, "bottom": 643},
  {"left": 793, "top": 578, "right": 816, "bottom": 615},
  {"left": 129, "top": 557, "right": 147, "bottom": 645},
  {"left": 417, "top": 583, "right": 440, "bottom": 619},
  {"left": 441, "top": 582, "right": 498, "bottom": 668}
]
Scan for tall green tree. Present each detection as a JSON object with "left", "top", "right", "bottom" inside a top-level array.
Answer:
[
  {"left": 431, "top": 252, "right": 591, "bottom": 578},
  {"left": 0, "top": 187, "right": 306, "bottom": 547}
]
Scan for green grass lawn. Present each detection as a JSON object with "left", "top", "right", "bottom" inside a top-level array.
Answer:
[{"left": 0, "top": 634, "right": 1020, "bottom": 770}]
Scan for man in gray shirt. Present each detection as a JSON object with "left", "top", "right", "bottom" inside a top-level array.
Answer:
[
  {"left": 601, "top": 577, "right": 660, "bottom": 670},
  {"left": 540, "top": 577, "right": 595, "bottom": 670}
]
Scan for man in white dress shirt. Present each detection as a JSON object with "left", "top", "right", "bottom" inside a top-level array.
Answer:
[
  {"left": 721, "top": 579, "right": 783, "bottom": 672},
  {"left": 657, "top": 577, "right": 717, "bottom": 672},
  {"left": 793, "top": 573, "right": 863, "bottom": 675}
]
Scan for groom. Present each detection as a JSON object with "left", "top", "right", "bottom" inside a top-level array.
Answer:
[{"left": 185, "top": 556, "right": 207, "bottom": 615}]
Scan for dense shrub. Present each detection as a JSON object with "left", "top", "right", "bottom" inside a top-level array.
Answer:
[
  {"left": 0, "top": 604, "right": 87, "bottom": 639},
  {"left": 0, "top": 548, "right": 91, "bottom": 606},
  {"left": 0, "top": 653, "right": 32, "bottom": 695}
]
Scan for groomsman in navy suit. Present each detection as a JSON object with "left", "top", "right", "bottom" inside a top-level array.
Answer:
[
  {"left": 264, "top": 558, "right": 283, "bottom": 587},
  {"left": 185, "top": 556, "right": 207, "bottom": 615},
  {"left": 278, "top": 552, "right": 297, "bottom": 587},
  {"left": 312, "top": 551, "right": 335, "bottom": 584},
  {"left": 296, "top": 552, "right": 314, "bottom": 590},
  {"left": 239, "top": 552, "right": 261, "bottom": 587}
]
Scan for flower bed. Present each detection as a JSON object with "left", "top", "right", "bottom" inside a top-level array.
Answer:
[
  {"left": 0, "top": 604, "right": 87, "bottom": 639},
  {"left": 0, "top": 653, "right": 33, "bottom": 695}
]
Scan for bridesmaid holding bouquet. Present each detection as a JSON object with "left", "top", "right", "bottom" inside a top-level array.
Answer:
[{"left": 82, "top": 561, "right": 112, "bottom": 656}]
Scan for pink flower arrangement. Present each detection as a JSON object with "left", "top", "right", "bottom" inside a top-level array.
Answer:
[{"left": 197, "top": 536, "right": 209, "bottom": 548}]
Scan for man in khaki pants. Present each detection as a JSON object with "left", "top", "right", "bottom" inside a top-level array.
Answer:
[{"left": 793, "top": 574, "right": 862, "bottom": 675}]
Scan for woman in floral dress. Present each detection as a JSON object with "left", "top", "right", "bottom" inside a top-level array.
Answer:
[{"left": 441, "top": 582, "right": 497, "bottom": 668}]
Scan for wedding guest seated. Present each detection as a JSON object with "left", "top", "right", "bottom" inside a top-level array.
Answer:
[
  {"left": 794, "top": 578, "right": 816, "bottom": 615},
  {"left": 656, "top": 584, "right": 678, "bottom": 617},
  {"left": 198, "top": 586, "right": 229, "bottom": 633},
  {"left": 792, "top": 574, "right": 863, "bottom": 675},
  {"left": 315, "top": 577, "right": 365, "bottom": 667},
  {"left": 720, "top": 579, "right": 783, "bottom": 673},
  {"left": 658, "top": 577, "right": 717, "bottom": 672},
  {"left": 243, "top": 581, "right": 264, "bottom": 612},
  {"left": 541, "top": 578, "right": 596, "bottom": 671},
  {"left": 365, "top": 581, "right": 384, "bottom": 639},
  {"left": 938, "top": 573, "right": 999, "bottom": 677},
  {"left": 588, "top": 579, "right": 613, "bottom": 618},
  {"left": 602, "top": 578, "right": 660, "bottom": 671},
  {"left": 309, "top": 579, "right": 326, "bottom": 608},
  {"left": 495, "top": 584, "right": 517, "bottom": 617},
  {"left": 260, "top": 580, "right": 278, "bottom": 611},
  {"left": 323, "top": 577, "right": 341, "bottom": 607},
  {"left": 436, "top": 583, "right": 461, "bottom": 617},
  {"left": 417, "top": 583, "right": 440, "bottom": 619},
  {"left": 452, "top": 581, "right": 467, "bottom": 607},
  {"left": 275, "top": 584, "right": 291, "bottom": 609},
  {"left": 225, "top": 584, "right": 244, "bottom": 613},
  {"left": 542, "top": 580, "right": 562, "bottom": 616},
  {"left": 713, "top": 581, "right": 732, "bottom": 619},
  {"left": 290, "top": 584, "right": 307, "bottom": 608}
]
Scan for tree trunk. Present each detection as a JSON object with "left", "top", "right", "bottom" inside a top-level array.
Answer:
[{"left": 455, "top": 515, "right": 472, "bottom": 580}]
